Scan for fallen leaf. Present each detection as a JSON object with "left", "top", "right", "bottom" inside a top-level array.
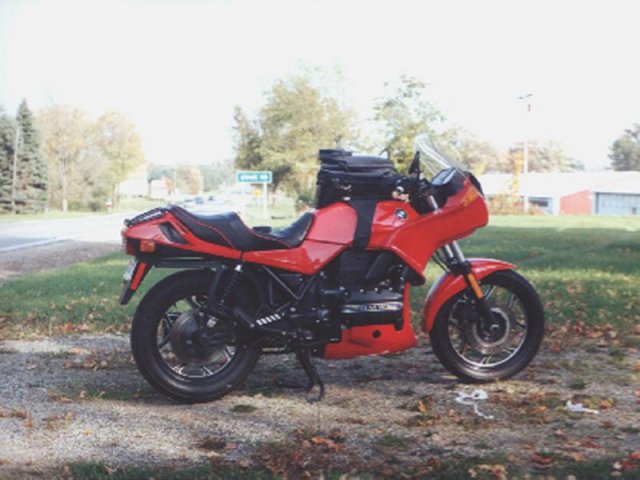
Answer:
[
  {"left": 417, "top": 395, "right": 434, "bottom": 413},
  {"left": 599, "top": 399, "right": 614, "bottom": 409},
  {"left": 567, "top": 452, "right": 587, "bottom": 462},
  {"left": 197, "top": 436, "right": 226, "bottom": 451},
  {"left": 532, "top": 453, "right": 554, "bottom": 466}
]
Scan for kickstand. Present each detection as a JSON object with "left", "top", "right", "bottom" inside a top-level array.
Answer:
[
  {"left": 297, "top": 348, "right": 325, "bottom": 403},
  {"left": 273, "top": 348, "right": 325, "bottom": 402}
]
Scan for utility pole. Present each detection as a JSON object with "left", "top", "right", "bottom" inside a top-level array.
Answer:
[
  {"left": 518, "top": 93, "right": 533, "bottom": 213},
  {"left": 11, "top": 124, "right": 21, "bottom": 214}
]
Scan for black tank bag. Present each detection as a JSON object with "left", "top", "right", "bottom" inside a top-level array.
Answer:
[{"left": 315, "top": 149, "right": 398, "bottom": 248}]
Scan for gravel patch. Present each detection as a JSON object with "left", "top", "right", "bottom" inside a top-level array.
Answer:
[
  {"left": 0, "top": 334, "right": 638, "bottom": 477},
  {"left": 0, "top": 241, "right": 119, "bottom": 282}
]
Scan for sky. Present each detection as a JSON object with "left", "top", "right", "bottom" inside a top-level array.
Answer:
[{"left": 1, "top": 0, "right": 639, "bottom": 170}]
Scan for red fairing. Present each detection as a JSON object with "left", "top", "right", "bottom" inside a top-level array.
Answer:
[
  {"left": 244, "top": 202, "right": 357, "bottom": 275},
  {"left": 323, "top": 285, "right": 417, "bottom": 359},
  {"left": 369, "top": 179, "right": 489, "bottom": 277},
  {"left": 421, "top": 258, "right": 515, "bottom": 333}
]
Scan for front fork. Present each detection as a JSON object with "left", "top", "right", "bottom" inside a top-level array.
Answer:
[{"left": 440, "top": 242, "right": 497, "bottom": 325}]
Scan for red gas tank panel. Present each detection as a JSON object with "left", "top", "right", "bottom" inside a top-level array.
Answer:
[
  {"left": 306, "top": 202, "right": 357, "bottom": 245},
  {"left": 242, "top": 203, "right": 357, "bottom": 275}
]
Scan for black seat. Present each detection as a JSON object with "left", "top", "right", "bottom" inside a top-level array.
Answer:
[{"left": 169, "top": 206, "right": 314, "bottom": 251}]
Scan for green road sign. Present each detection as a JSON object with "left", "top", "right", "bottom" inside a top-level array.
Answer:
[{"left": 236, "top": 171, "right": 272, "bottom": 184}]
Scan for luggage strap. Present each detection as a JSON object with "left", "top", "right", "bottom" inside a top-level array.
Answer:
[{"left": 350, "top": 199, "right": 377, "bottom": 249}]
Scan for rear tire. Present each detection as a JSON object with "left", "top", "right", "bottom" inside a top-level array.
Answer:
[
  {"left": 430, "top": 270, "right": 544, "bottom": 382},
  {"left": 131, "top": 270, "right": 259, "bottom": 402}
]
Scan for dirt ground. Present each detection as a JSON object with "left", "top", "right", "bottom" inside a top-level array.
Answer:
[
  {"left": 0, "top": 332, "right": 638, "bottom": 478},
  {"left": 0, "top": 241, "right": 119, "bottom": 282}
]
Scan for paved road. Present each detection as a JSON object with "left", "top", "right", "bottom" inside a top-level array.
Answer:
[{"left": 0, "top": 213, "right": 130, "bottom": 253}]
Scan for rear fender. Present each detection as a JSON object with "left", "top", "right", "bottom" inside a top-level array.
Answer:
[{"left": 422, "top": 258, "right": 515, "bottom": 333}]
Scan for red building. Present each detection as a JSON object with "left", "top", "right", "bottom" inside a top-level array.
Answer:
[{"left": 479, "top": 171, "right": 640, "bottom": 215}]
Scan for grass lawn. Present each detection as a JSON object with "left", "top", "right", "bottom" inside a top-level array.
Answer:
[
  {"left": 64, "top": 453, "right": 640, "bottom": 479},
  {"left": 0, "top": 215, "right": 639, "bottom": 338}
]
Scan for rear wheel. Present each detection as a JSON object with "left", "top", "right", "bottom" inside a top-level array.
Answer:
[
  {"left": 131, "top": 270, "right": 259, "bottom": 402},
  {"left": 430, "top": 270, "right": 544, "bottom": 382}
]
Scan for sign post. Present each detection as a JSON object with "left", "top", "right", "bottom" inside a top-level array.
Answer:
[{"left": 236, "top": 171, "right": 273, "bottom": 219}]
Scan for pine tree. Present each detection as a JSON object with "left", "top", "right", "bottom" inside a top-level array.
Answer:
[
  {"left": 0, "top": 108, "right": 17, "bottom": 213},
  {"left": 16, "top": 100, "right": 48, "bottom": 213}
]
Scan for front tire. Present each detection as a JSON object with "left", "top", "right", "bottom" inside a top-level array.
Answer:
[
  {"left": 430, "top": 270, "right": 544, "bottom": 382},
  {"left": 131, "top": 270, "right": 260, "bottom": 402}
]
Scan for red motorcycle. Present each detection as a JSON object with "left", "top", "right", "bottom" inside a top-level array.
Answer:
[{"left": 120, "top": 134, "right": 544, "bottom": 402}]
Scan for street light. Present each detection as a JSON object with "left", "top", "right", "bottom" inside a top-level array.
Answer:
[{"left": 517, "top": 93, "right": 533, "bottom": 213}]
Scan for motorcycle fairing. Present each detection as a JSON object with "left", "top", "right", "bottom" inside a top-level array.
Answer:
[
  {"left": 421, "top": 258, "right": 516, "bottom": 333},
  {"left": 368, "top": 179, "right": 489, "bottom": 279}
]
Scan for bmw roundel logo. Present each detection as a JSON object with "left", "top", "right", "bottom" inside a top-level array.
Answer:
[{"left": 395, "top": 209, "right": 407, "bottom": 220}]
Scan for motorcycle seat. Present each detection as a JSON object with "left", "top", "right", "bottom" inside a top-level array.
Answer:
[{"left": 169, "top": 205, "right": 314, "bottom": 251}]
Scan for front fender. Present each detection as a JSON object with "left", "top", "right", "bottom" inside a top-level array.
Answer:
[{"left": 422, "top": 258, "right": 515, "bottom": 333}]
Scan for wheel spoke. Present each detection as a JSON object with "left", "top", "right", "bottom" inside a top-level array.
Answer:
[
  {"left": 449, "top": 319, "right": 464, "bottom": 331},
  {"left": 484, "top": 285, "right": 496, "bottom": 300},
  {"left": 201, "top": 365, "right": 214, "bottom": 376},
  {"left": 175, "top": 363, "right": 188, "bottom": 375},
  {"left": 458, "top": 337, "right": 466, "bottom": 354},
  {"left": 507, "top": 293, "right": 516, "bottom": 309},
  {"left": 515, "top": 321, "right": 527, "bottom": 331},
  {"left": 480, "top": 355, "right": 493, "bottom": 365}
]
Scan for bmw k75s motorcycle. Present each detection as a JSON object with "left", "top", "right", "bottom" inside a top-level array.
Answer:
[{"left": 119, "top": 134, "right": 544, "bottom": 402}]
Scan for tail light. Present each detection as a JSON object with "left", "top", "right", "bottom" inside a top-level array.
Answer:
[{"left": 140, "top": 239, "right": 156, "bottom": 253}]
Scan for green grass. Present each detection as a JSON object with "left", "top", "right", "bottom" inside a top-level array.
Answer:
[
  {"left": 63, "top": 454, "right": 640, "bottom": 480},
  {"left": 1, "top": 215, "right": 639, "bottom": 337},
  {"left": 0, "top": 253, "right": 170, "bottom": 337}
]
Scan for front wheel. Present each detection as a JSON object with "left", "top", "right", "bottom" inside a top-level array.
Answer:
[
  {"left": 430, "top": 270, "right": 544, "bottom": 382},
  {"left": 131, "top": 270, "right": 260, "bottom": 402}
]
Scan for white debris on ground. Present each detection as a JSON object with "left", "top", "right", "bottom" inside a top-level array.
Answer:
[
  {"left": 454, "top": 389, "right": 494, "bottom": 420},
  {"left": 566, "top": 400, "right": 600, "bottom": 415}
]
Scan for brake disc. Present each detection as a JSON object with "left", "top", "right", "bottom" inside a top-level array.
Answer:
[{"left": 464, "top": 307, "right": 512, "bottom": 355}]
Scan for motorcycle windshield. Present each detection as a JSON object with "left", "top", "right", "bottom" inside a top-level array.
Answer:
[{"left": 414, "top": 134, "right": 464, "bottom": 180}]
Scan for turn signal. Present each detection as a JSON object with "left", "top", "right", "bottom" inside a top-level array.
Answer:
[{"left": 140, "top": 240, "right": 156, "bottom": 253}]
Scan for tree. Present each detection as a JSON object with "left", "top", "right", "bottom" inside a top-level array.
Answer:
[
  {"left": 506, "top": 140, "right": 582, "bottom": 173},
  {"left": 15, "top": 100, "right": 48, "bottom": 213},
  {"left": 233, "top": 107, "right": 263, "bottom": 171},
  {"left": 199, "top": 162, "right": 233, "bottom": 192},
  {"left": 233, "top": 73, "right": 354, "bottom": 204},
  {"left": 176, "top": 165, "right": 203, "bottom": 195},
  {"left": 438, "top": 127, "right": 506, "bottom": 175},
  {"left": 94, "top": 112, "right": 145, "bottom": 206},
  {"left": 609, "top": 124, "right": 640, "bottom": 171},
  {"left": 37, "top": 106, "right": 94, "bottom": 211},
  {"left": 0, "top": 108, "right": 16, "bottom": 213},
  {"left": 373, "top": 75, "right": 444, "bottom": 171}
]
